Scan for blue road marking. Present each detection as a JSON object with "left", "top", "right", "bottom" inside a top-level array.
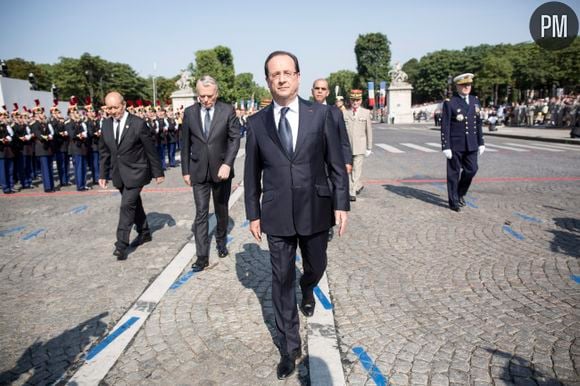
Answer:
[
  {"left": 169, "top": 271, "right": 196, "bottom": 291},
  {"left": 295, "top": 254, "right": 301, "bottom": 262},
  {"left": 71, "top": 205, "right": 88, "bottom": 214},
  {"left": 571, "top": 275, "right": 580, "bottom": 284},
  {"left": 502, "top": 225, "right": 525, "bottom": 240},
  {"left": 432, "top": 182, "right": 478, "bottom": 208},
  {"left": 21, "top": 228, "right": 46, "bottom": 241},
  {"left": 85, "top": 317, "right": 140, "bottom": 361},
  {"left": 241, "top": 219, "right": 249, "bottom": 228},
  {"left": 0, "top": 226, "right": 26, "bottom": 237},
  {"left": 227, "top": 235, "right": 233, "bottom": 245},
  {"left": 352, "top": 347, "right": 388, "bottom": 386},
  {"left": 514, "top": 212, "right": 543, "bottom": 223},
  {"left": 313, "top": 286, "right": 333, "bottom": 310}
]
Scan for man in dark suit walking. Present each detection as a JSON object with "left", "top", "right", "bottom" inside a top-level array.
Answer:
[
  {"left": 181, "top": 75, "right": 240, "bottom": 272},
  {"left": 244, "top": 51, "right": 349, "bottom": 380},
  {"left": 99, "top": 91, "right": 165, "bottom": 260}
]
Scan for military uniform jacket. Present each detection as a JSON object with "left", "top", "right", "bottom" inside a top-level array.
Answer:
[
  {"left": 343, "top": 106, "right": 372, "bottom": 155},
  {"left": 30, "top": 121, "right": 54, "bottom": 156},
  {"left": 441, "top": 93, "right": 484, "bottom": 152},
  {"left": 87, "top": 119, "right": 101, "bottom": 151},
  {"left": 66, "top": 120, "right": 89, "bottom": 156},
  {"left": 0, "top": 124, "right": 15, "bottom": 159},
  {"left": 13, "top": 124, "right": 33, "bottom": 156}
]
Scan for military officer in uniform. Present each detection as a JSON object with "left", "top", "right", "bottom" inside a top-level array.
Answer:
[
  {"left": 343, "top": 89, "right": 372, "bottom": 202},
  {"left": 0, "top": 106, "right": 16, "bottom": 194},
  {"left": 441, "top": 73, "right": 485, "bottom": 212},
  {"left": 29, "top": 101, "right": 55, "bottom": 192}
]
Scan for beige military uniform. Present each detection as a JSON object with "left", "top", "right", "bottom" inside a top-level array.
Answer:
[{"left": 343, "top": 106, "right": 372, "bottom": 197}]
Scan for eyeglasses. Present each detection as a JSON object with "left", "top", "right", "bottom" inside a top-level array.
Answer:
[{"left": 268, "top": 71, "right": 298, "bottom": 81}]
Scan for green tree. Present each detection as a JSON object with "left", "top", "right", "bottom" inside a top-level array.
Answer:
[
  {"left": 232, "top": 72, "right": 270, "bottom": 107},
  {"left": 326, "top": 70, "right": 358, "bottom": 105},
  {"left": 401, "top": 58, "right": 419, "bottom": 86},
  {"left": 354, "top": 32, "right": 392, "bottom": 87},
  {"left": 191, "top": 45, "right": 236, "bottom": 103},
  {"left": 477, "top": 55, "right": 513, "bottom": 104},
  {"left": 5, "top": 58, "right": 52, "bottom": 91}
]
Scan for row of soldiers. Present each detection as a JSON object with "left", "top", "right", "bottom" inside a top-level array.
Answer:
[{"left": 0, "top": 98, "right": 182, "bottom": 194}]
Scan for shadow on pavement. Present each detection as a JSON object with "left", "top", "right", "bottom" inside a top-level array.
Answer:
[
  {"left": 549, "top": 217, "right": 580, "bottom": 258},
  {"left": 235, "top": 243, "right": 277, "bottom": 348},
  {"left": 483, "top": 348, "right": 562, "bottom": 385},
  {"left": 383, "top": 184, "right": 449, "bottom": 209},
  {"left": 0, "top": 312, "right": 109, "bottom": 385},
  {"left": 146, "top": 212, "right": 176, "bottom": 233}
]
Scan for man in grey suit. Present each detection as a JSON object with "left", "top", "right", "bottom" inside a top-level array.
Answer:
[
  {"left": 181, "top": 75, "right": 240, "bottom": 272},
  {"left": 99, "top": 91, "right": 165, "bottom": 260},
  {"left": 244, "top": 51, "right": 349, "bottom": 379}
]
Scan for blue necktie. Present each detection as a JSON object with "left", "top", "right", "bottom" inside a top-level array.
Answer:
[{"left": 278, "top": 107, "right": 293, "bottom": 156}]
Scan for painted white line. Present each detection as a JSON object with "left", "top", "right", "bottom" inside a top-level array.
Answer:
[
  {"left": 504, "top": 143, "right": 563, "bottom": 152},
  {"left": 529, "top": 142, "right": 580, "bottom": 151},
  {"left": 376, "top": 143, "right": 405, "bottom": 153},
  {"left": 400, "top": 143, "right": 437, "bottom": 152},
  {"left": 68, "top": 185, "right": 245, "bottom": 385},
  {"left": 425, "top": 142, "right": 497, "bottom": 152},
  {"left": 307, "top": 271, "right": 346, "bottom": 386},
  {"left": 485, "top": 143, "right": 529, "bottom": 152}
]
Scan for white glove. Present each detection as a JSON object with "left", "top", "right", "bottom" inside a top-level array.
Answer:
[
  {"left": 365, "top": 149, "right": 372, "bottom": 157},
  {"left": 478, "top": 145, "right": 485, "bottom": 156},
  {"left": 443, "top": 149, "right": 452, "bottom": 159}
]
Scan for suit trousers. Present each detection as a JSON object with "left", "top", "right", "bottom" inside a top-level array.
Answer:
[
  {"left": 116, "top": 185, "right": 149, "bottom": 250},
  {"left": 0, "top": 158, "right": 14, "bottom": 193},
  {"left": 350, "top": 154, "right": 365, "bottom": 196},
  {"left": 267, "top": 230, "right": 328, "bottom": 355},
  {"left": 39, "top": 155, "right": 54, "bottom": 192},
  {"left": 446, "top": 150, "right": 478, "bottom": 206},
  {"left": 192, "top": 177, "right": 232, "bottom": 263}
]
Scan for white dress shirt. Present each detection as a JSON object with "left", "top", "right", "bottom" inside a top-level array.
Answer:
[
  {"left": 200, "top": 106, "right": 215, "bottom": 133},
  {"left": 115, "top": 111, "right": 129, "bottom": 141},
  {"left": 273, "top": 97, "right": 299, "bottom": 151}
]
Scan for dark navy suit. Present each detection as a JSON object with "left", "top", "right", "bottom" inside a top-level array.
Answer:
[
  {"left": 441, "top": 93, "right": 484, "bottom": 207},
  {"left": 244, "top": 98, "right": 349, "bottom": 356}
]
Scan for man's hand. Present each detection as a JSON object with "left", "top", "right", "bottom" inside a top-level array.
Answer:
[
  {"left": 335, "top": 210, "right": 348, "bottom": 237},
  {"left": 98, "top": 179, "right": 108, "bottom": 189},
  {"left": 217, "top": 164, "right": 231, "bottom": 180},
  {"left": 155, "top": 176, "right": 165, "bottom": 184},
  {"left": 365, "top": 149, "right": 372, "bottom": 157},
  {"left": 250, "top": 219, "right": 262, "bottom": 242},
  {"left": 183, "top": 174, "right": 191, "bottom": 186},
  {"left": 478, "top": 145, "right": 485, "bottom": 156},
  {"left": 443, "top": 149, "right": 453, "bottom": 159},
  {"left": 346, "top": 164, "right": 353, "bottom": 174}
]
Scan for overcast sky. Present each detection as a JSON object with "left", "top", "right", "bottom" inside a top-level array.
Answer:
[{"left": 1, "top": 0, "right": 578, "bottom": 97}]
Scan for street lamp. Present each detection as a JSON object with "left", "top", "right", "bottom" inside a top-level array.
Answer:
[
  {"left": 85, "top": 70, "right": 94, "bottom": 101},
  {"left": 0, "top": 60, "right": 8, "bottom": 77},
  {"left": 28, "top": 73, "right": 38, "bottom": 90}
]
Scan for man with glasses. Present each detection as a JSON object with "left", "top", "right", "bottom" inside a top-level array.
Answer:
[
  {"left": 99, "top": 91, "right": 165, "bottom": 260},
  {"left": 181, "top": 75, "right": 240, "bottom": 272},
  {"left": 441, "top": 73, "right": 485, "bottom": 212},
  {"left": 244, "top": 51, "right": 349, "bottom": 380}
]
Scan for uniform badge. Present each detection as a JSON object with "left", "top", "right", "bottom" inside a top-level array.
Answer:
[{"left": 456, "top": 114, "right": 464, "bottom": 122}]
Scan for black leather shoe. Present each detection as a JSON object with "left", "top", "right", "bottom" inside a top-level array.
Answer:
[
  {"left": 299, "top": 299, "right": 315, "bottom": 317},
  {"left": 458, "top": 196, "right": 466, "bottom": 207},
  {"left": 356, "top": 186, "right": 364, "bottom": 195},
  {"left": 191, "top": 261, "right": 209, "bottom": 272},
  {"left": 350, "top": 195, "right": 356, "bottom": 202},
  {"left": 217, "top": 246, "right": 229, "bottom": 258},
  {"left": 450, "top": 205, "right": 461, "bottom": 212},
  {"left": 131, "top": 232, "right": 152, "bottom": 247},
  {"left": 276, "top": 354, "right": 296, "bottom": 380},
  {"left": 113, "top": 248, "right": 128, "bottom": 260}
]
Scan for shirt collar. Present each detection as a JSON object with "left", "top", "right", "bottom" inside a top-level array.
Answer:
[{"left": 273, "top": 97, "right": 299, "bottom": 114}]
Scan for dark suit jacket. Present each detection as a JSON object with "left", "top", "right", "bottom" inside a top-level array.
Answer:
[
  {"left": 441, "top": 93, "right": 484, "bottom": 152},
  {"left": 244, "top": 98, "right": 350, "bottom": 237},
  {"left": 99, "top": 113, "right": 164, "bottom": 189},
  {"left": 30, "top": 121, "right": 53, "bottom": 156},
  {"left": 180, "top": 101, "right": 240, "bottom": 184}
]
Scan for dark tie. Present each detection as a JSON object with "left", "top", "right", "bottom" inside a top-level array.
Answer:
[
  {"left": 203, "top": 108, "right": 211, "bottom": 138},
  {"left": 115, "top": 119, "right": 121, "bottom": 144},
  {"left": 278, "top": 107, "right": 293, "bottom": 156}
]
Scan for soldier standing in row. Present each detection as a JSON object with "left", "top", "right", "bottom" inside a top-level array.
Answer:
[
  {"left": 29, "top": 100, "right": 55, "bottom": 192},
  {"left": 85, "top": 98, "right": 101, "bottom": 185},
  {"left": 0, "top": 106, "right": 16, "bottom": 194},
  {"left": 12, "top": 104, "right": 33, "bottom": 189},
  {"left": 50, "top": 100, "right": 70, "bottom": 187},
  {"left": 66, "top": 104, "right": 90, "bottom": 191}
]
